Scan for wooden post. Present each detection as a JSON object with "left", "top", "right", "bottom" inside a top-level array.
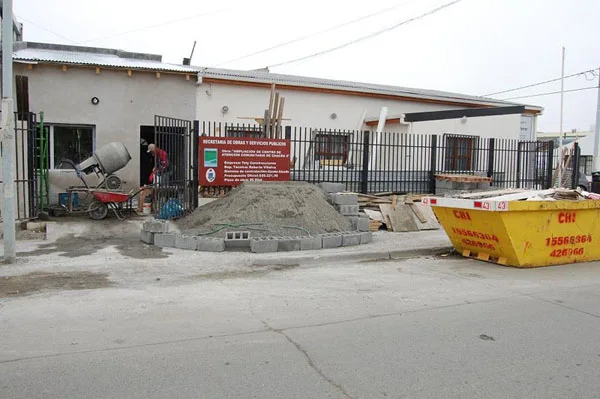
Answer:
[
  {"left": 271, "top": 92, "right": 280, "bottom": 138},
  {"left": 95, "top": 67, "right": 101, "bottom": 74},
  {"left": 267, "top": 83, "right": 276, "bottom": 138},
  {"left": 275, "top": 97, "right": 285, "bottom": 139}
]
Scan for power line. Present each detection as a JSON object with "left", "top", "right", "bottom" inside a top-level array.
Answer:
[
  {"left": 16, "top": 15, "right": 76, "bottom": 43},
  {"left": 77, "top": 9, "right": 224, "bottom": 45},
  {"left": 500, "top": 86, "right": 597, "bottom": 101},
  {"left": 215, "top": 0, "right": 416, "bottom": 67},
  {"left": 266, "top": 0, "right": 463, "bottom": 69},
  {"left": 483, "top": 68, "right": 599, "bottom": 96}
]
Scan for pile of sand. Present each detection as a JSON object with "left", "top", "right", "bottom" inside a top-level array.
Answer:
[{"left": 176, "top": 182, "right": 353, "bottom": 237}]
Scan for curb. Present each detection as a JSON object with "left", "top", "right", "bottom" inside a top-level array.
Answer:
[{"left": 250, "top": 245, "right": 454, "bottom": 266}]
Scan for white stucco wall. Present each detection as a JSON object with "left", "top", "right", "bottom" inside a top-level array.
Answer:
[
  {"left": 196, "top": 82, "right": 491, "bottom": 132},
  {"left": 409, "top": 114, "right": 524, "bottom": 139},
  {"left": 15, "top": 64, "right": 196, "bottom": 204}
]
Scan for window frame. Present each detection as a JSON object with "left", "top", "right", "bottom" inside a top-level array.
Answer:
[
  {"left": 314, "top": 131, "right": 351, "bottom": 164},
  {"left": 443, "top": 134, "right": 479, "bottom": 172},
  {"left": 49, "top": 123, "right": 96, "bottom": 170}
]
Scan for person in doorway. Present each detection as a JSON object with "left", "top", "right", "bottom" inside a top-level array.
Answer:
[{"left": 147, "top": 143, "right": 169, "bottom": 184}]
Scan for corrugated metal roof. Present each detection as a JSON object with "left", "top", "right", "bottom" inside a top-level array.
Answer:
[
  {"left": 14, "top": 44, "right": 197, "bottom": 74},
  {"left": 199, "top": 67, "right": 542, "bottom": 111}
]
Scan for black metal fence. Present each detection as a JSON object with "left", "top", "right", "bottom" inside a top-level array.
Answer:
[
  {"left": 0, "top": 112, "right": 40, "bottom": 220},
  {"left": 153, "top": 115, "right": 198, "bottom": 219},
  {"left": 200, "top": 121, "right": 560, "bottom": 194}
]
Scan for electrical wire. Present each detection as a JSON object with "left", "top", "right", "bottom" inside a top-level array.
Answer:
[
  {"left": 499, "top": 86, "right": 598, "bottom": 101},
  {"left": 266, "top": 0, "right": 463, "bottom": 69},
  {"left": 77, "top": 9, "right": 224, "bottom": 45},
  {"left": 483, "top": 68, "right": 599, "bottom": 96},
  {"left": 214, "top": 0, "right": 416, "bottom": 67},
  {"left": 16, "top": 15, "right": 76, "bottom": 43}
]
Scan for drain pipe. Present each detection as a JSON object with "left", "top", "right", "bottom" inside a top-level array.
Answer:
[{"left": 369, "top": 107, "right": 388, "bottom": 170}]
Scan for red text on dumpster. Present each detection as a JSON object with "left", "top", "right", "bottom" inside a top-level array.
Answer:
[
  {"left": 461, "top": 239, "right": 496, "bottom": 251},
  {"left": 558, "top": 212, "right": 577, "bottom": 224},
  {"left": 452, "top": 228, "right": 499, "bottom": 243},
  {"left": 545, "top": 234, "right": 592, "bottom": 246},
  {"left": 453, "top": 210, "right": 472, "bottom": 221},
  {"left": 550, "top": 248, "right": 584, "bottom": 257}
]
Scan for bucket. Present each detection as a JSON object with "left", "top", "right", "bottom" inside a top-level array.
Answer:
[{"left": 142, "top": 202, "right": 152, "bottom": 215}]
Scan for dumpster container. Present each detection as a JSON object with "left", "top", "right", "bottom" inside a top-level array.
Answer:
[{"left": 423, "top": 196, "right": 600, "bottom": 268}]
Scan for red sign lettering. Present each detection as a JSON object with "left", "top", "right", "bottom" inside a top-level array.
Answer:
[
  {"left": 453, "top": 210, "right": 472, "bottom": 221},
  {"left": 558, "top": 212, "right": 576, "bottom": 224},
  {"left": 199, "top": 137, "right": 291, "bottom": 186}
]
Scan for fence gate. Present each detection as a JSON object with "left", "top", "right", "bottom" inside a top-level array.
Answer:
[
  {"left": 153, "top": 115, "right": 198, "bottom": 219},
  {"left": 0, "top": 112, "right": 40, "bottom": 221},
  {"left": 516, "top": 140, "right": 554, "bottom": 190}
]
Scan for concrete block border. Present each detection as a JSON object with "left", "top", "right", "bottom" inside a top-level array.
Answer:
[{"left": 141, "top": 220, "right": 373, "bottom": 254}]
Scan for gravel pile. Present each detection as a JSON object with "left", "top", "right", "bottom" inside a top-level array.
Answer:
[{"left": 176, "top": 181, "right": 353, "bottom": 237}]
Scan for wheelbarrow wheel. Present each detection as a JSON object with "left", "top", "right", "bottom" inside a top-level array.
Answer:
[{"left": 88, "top": 200, "right": 108, "bottom": 220}]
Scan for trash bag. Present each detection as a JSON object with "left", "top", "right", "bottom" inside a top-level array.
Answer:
[{"left": 157, "top": 198, "right": 184, "bottom": 219}]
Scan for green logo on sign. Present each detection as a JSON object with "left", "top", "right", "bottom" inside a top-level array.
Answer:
[{"left": 204, "top": 148, "right": 218, "bottom": 167}]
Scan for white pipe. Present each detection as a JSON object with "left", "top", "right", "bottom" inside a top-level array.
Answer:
[
  {"left": 557, "top": 46, "right": 565, "bottom": 187},
  {"left": 593, "top": 68, "right": 600, "bottom": 172},
  {"left": 369, "top": 107, "right": 388, "bottom": 170},
  {"left": 2, "top": 0, "right": 16, "bottom": 263}
]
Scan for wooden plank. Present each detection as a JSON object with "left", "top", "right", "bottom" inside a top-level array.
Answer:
[
  {"left": 409, "top": 203, "right": 440, "bottom": 230},
  {"left": 379, "top": 204, "right": 418, "bottom": 232},
  {"left": 275, "top": 97, "right": 285, "bottom": 139},
  {"left": 267, "top": 84, "right": 276, "bottom": 138},
  {"left": 363, "top": 209, "right": 384, "bottom": 222},
  {"left": 392, "top": 195, "right": 397, "bottom": 210},
  {"left": 409, "top": 203, "right": 427, "bottom": 223}
]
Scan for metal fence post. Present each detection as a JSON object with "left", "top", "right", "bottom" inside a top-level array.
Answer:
[
  {"left": 361, "top": 131, "right": 370, "bottom": 194},
  {"left": 487, "top": 138, "right": 495, "bottom": 185},
  {"left": 571, "top": 142, "right": 581, "bottom": 189},
  {"left": 192, "top": 120, "right": 200, "bottom": 209},
  {"left": 545, "top": 140, "right": 554, "bottom": 189},
  {"left": 516, "top": 142, "right": 522, "bottom": 189},
  {"left": 429, "top": 135, "right": 438, "bottom": 194}
]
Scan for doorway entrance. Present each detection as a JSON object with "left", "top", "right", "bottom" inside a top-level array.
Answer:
[{"left": 140, "top": 125, "right": 154, "bottom": 186}]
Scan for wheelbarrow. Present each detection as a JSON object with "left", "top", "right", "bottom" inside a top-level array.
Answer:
[{"left": 87, "top": 188, "right": 149, "bottom": 220}]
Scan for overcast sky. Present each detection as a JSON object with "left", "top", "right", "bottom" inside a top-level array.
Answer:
[{"left": 14, "top": 0, "right": 600, "bottom": 132}]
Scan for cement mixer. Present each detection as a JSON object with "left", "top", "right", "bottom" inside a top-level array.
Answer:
[{"left": 77, "top": 142, "right": 132, "bottom": 191}]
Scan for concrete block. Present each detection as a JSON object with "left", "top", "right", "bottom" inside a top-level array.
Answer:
[
  {"left": 197, "top": 237, "right": 225, "bottom": 252},
  {"left": 250, "top": 237, "right": 279, "bottom": 253},
  {"left": 360, "top": 232, "right": 373, "bottom": 245},
  {"left": 342, "top": 233, "right": 361, "bottom": 247},
  {"left": 321, "top": 233, "right": 342, "bottom": 248},
  {"left": 154, "top": 233, "right": 177, "bottom": 248},
  {"left": 175, "top": 235, "right": 199, "bottom": 250},
  {"left": 319, "top": 182, "right": 345, "bottom": 193},
  {"left": 357, "top": 217, "right": 370, "bottom": 232},
  {"left": 331, "top": 193, "right": 358, "bottom": 205},
  {"left": 336, "top": 204, "right": 359, "bottom": 216},
  {"left": 143, "top": 219, "right": 169, "bottom": 233},
  {"left": 300, "top": 236, "right": 322, "bottom": 251},
  {"left": 224, "top": 231, "right": 251, "bottom": 248},
  {"left": 140, "top": 230, "right": 154, "bottom": 245},
  {"left": 347, "top": 216, "right": 359, "bottom": 230},
  {"left": 477, "top": 182, "right": 492, "bottom": 190},
  {"left": 278, "top": 237, "right": 301, "bottom": 252}
]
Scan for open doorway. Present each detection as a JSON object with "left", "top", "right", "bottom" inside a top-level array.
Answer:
[{"left": 140, "top": 126, "right": 154, "bottom": 186}]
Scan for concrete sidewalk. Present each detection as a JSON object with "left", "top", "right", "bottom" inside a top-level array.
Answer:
[{"left": 0, "top": 217, "right": 453, "bottom": 283}]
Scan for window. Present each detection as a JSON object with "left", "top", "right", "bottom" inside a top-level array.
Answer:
[
  {"left": 51, "top": 125, "right": 95, "bottom": 169},
  {"left": 579, "top": 155, "right": 593, "bottom": 176},
  {"left": 315, "top": 133, "right": 349, "bottom": 164},
  {"left": 444, "top": 134, "right": 477, "bottom": 171},
  {"left": 225, "top": 126, "right": 263, "bottom": 138}
]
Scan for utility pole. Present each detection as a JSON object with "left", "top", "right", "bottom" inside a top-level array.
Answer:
[
  {"left": 2, "top": 0, "right": 16, "bottom": 263},
  {"left": 593, "top": 66, "right": 600, "bottom": 172},
  {"left": 557, "top": 47, "right": 565, "bottom": 187}
]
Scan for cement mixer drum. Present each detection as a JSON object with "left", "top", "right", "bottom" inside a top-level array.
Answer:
[{"left": 78, "top": 142, "right": 131, "bottom": 175}]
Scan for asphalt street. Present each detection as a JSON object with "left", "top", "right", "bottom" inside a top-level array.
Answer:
[{"left": 2, "top": 254, "right": 600, "bottom": 398}]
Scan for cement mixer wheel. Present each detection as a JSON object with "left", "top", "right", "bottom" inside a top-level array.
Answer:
[{"left": 88, "top": 200, "right": 109, "bottom": 220}]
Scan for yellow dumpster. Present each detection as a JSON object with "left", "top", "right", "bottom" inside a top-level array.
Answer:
[{"left": 423, "top": 196, "right": 600, "bottom": 268}]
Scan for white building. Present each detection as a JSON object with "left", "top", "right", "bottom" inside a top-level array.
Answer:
[{"left": 9, "top": 41, "right": 543, "bottom": 207}]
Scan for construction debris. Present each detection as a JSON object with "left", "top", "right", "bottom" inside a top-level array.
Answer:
[{"left": 346, "top": 192, "right": 440, "bottom": 232}]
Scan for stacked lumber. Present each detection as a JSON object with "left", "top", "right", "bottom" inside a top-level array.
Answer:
[
  {"left": 435, "top": 174, "right": 492, "bottom": 183},
  {"left": 349, "top": 192, "right": 439, "bottom": 232}
]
